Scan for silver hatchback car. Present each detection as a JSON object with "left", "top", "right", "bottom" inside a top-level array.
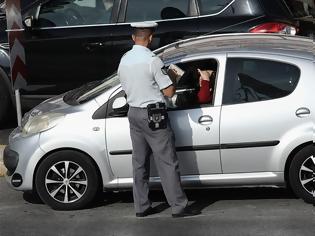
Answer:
[{"left": 4, "top": 34, "right": 315, "bottom": 210}]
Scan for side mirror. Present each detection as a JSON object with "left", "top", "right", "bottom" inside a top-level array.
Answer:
[
  {"left": 23, "top": 4, "right": 41, "bottom": 29},
  {"left": 112, "top": 97, "right": 127, "bottom": 110},
  {"left": 23, "top": 16, "right": 33, "bottom": 28},
  {"left": 111, "top": 97, "right": 128, "bottom": 117}
]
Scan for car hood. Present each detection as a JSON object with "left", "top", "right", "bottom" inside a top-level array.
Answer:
[{"left": 28, "top": 94, "right": 70, "bottom": 117}]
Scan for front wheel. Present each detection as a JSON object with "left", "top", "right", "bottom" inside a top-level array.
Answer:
[
  {"left": 35, "top": 150, "right": 99, "bottom": 210},
  {"left": 289, "top": 145, "right": 315, "bottom": 204}
]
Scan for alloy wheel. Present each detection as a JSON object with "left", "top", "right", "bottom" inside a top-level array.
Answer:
[
  {"left": 45, "top": 161, "right": 88, "bottom": 204},
  {"left": 299, "top": 155, "right": 315, "bottom": 197}
]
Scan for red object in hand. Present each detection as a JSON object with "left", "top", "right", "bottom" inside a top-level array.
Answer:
[{"left": 197, "top": 80, "right": 212, "bottom": 104}]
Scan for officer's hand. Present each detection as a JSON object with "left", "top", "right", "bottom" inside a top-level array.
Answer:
[{"left": 162, "top": 85, "right": 176, "bottom": 98}]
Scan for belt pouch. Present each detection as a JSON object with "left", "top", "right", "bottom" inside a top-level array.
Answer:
[{"left": 147, "top": 102, "right": 168, "bottom": 131}]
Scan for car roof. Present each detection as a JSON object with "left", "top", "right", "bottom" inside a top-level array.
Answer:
[{"left": 158, "top": 33, "right": 315, "bottom": 62}]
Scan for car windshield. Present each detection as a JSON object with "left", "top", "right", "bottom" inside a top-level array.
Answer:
[
  {"left": 63, "top": 73, "right": 120, "bottom": 105},
  {"left": 77, "top": 73, "right": 120, "bottom": 102}
]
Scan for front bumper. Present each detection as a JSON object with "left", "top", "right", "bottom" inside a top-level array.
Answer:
[
  {"left": 3, "top": 146, "right": 19, "bottom": 176},
  {"left": 4, "top": 128, "right": 45, "bottom": 191}
]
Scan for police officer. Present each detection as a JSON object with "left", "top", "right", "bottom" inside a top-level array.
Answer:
[{"left": 118, "top": 22, "right": 200, "bottom": 218}]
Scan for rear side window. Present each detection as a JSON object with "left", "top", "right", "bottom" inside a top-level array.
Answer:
[
  {"left": 197, "top": 0, "right": 233, "bottom": 15},
  {"left": 223, "top": 58, "right": 300, "bottom": 105},
  {"left": 125, "top": 0, "right": 189, "bottom": 22}
]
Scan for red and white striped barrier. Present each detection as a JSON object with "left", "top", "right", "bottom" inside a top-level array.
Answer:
[{"left": 5, "top": 0, "right": 27, "bottom": 90}]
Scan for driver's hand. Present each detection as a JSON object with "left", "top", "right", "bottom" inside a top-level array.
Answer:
[{"left": 197, "top": 69, "right": 213, "bottom": 81}]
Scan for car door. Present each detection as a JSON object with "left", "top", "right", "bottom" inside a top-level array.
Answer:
[
  {"left": 21, "top": 0, "right": 118, "bottom": 97},
  {"left": 106, "top": 55, "right": 225, "bottom": 178},
  {"left": 106, "top": 89, "right": 222, "bottom": 178},
  {"left": 220, "top": 53, "right": 302, "bottom": 173},
  {"left": 109, "top": 0, "right": 201, "bottom": 67}
]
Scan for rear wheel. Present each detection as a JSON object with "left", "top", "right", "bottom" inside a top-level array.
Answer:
[
  {"left": 289, "top": 145, "right": 315, "bottom": 204},
  {"left": 35, "top": 150, "right": 99, "bottom": 210},
  {"left": 0, "top": 77, "right": 11, "bottom": 125}
]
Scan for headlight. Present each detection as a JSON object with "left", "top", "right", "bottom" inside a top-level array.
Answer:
[{"left": 22, "top": 113, "right": 65, "bottom": 137}]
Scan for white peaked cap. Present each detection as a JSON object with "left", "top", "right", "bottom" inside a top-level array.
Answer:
[{"left": 130, "top": 21, "right": 158, "bottom": 29}]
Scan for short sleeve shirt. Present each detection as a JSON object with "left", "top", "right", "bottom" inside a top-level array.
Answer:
[{"left": 118, "top": 45, "right": 173, "bottom": 108}]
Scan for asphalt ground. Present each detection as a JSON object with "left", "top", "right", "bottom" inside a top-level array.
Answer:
[{"left": 0, "top": 178, "right": 315, "bottom": 236}]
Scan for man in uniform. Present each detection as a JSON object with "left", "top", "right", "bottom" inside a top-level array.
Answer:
[{"left": 118, "top": 22, "right": 200, "bottom": 218}]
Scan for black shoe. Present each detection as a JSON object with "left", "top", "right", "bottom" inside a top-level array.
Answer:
[
  {"left": 172, "top": 208, "right": 201, "bottom": 218},
  {"left": 136, "top": 207, "right": 157, "bottom": 217}
]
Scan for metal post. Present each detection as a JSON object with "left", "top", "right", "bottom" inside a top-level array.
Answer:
[{"left": 15, "top": 89, "right": 22, "bottom": 127}]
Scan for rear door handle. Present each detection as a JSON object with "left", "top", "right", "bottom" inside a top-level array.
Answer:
[
  {"left": 296, "top": 107, "right": 310, "bottom": 118},
  {"left": 198, "top": 115, "right": 213, "bottom": 125}
]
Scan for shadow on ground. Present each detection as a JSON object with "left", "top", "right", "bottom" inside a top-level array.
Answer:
[{"left": 23, "top": 187, "right": 298, "bottom": 212}]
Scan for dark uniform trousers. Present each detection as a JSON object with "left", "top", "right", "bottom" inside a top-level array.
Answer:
[{"left": 128, "top": 107, "right": 188, "bottom": 214}]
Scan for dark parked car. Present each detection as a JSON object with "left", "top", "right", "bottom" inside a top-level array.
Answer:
[{"left": 0, "top": 0, "right": 300, "bottom": 124}]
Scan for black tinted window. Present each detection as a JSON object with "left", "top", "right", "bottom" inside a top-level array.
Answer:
[
  {"left": 38, "top": 0, "right": 114, "bottom": 27},
  {"left": 197, "top": 0, "right": 232, "bottom": 15},
  {"left": 125, "top": 0, "right": 189, "bottom": 22},
  {"left": 285, "top": 0, "right": 315, "bottom": 17},
  {"left": 260, "top": 0, "right": 292, "bottom": 18},
  {"left": 223, "top": 58, "right": 300, "bottom": 105}
]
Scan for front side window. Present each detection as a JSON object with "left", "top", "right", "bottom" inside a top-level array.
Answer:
[
  {"left": 166, "top": 59, "right": 218, "bottom": 109},
  {"left": 197, "top": 0, "right": 233, "bottom": 15},
  {"left": 37, "top": 0, "right": 114, "bottom": 27},
  {"left": 125, "top": 0, "right": 189, "bottom": 22},
  {"left": 223, "top": 58, "right": 300, "bottom": 105}
]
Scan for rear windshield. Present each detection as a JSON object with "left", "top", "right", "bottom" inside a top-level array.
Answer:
[
  {"left": 284, "top": 0, "right": 315, "bottom": 17},
  {"left": 260, "top": 0, "right": 293, "bottom": 18}
]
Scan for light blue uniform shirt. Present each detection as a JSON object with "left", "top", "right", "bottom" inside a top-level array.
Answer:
[{"left": 118, "top": 45, "right": 173, "bottom": 108}]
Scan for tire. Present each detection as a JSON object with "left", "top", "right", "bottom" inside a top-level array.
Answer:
[
  {"left": 35, "top": 150, "right": 99, "bottom": 210},
  {"left": 289, "top": 145, "right": 315, "bottom": 204},
  {"left": 0, "top": 77, "right": 11, "bottom": 125}
]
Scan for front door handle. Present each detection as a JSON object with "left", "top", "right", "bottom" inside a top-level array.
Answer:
[
  {"left": 198, "top": 115, "right": 213, "bottom": 125},
  {"left": 84, "top": 42, "right": 109, "bottom": 51},
  {"left": 296, "top": 107, "right": 310, "bottom": 118}
]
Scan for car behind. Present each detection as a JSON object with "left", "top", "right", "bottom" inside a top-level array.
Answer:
[{"left": 0, "top": 0, "right": 305, "bottom": 125}]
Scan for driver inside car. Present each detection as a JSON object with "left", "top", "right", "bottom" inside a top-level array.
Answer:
[{"left": 166, "top": 66, "right": 215, "bottom": 108}]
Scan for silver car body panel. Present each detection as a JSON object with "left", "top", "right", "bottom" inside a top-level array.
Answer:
[
  {"left": 5, "top": 34, "right": 315, "bottom": 193},
  {"left": 221, "top": 53, "right": 314, "bottom": 173},
  {"left": 38, "top": 98, "right": 118, "bottom": 189},
  {"left": 114, "top": 172, "right": 285, "bottom": 189},
  {"left": 5, "top": 131, "right": 44, "bottom": 191}
]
